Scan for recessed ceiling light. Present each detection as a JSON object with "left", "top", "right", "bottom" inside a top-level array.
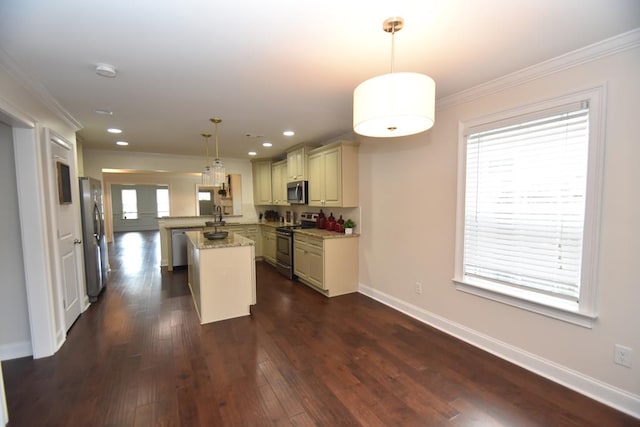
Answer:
[
  {"left": 95, "top": 109, "right": 113, "bottom": 115},
  {"left": 116, "top": 141, "right": 129, "bottom": 146},
  {"left": 283, "top": 130, "right": 295, "bottom": 136},
  {"left": 107, "top": 128, "right": 122, "bottom": 134},
  {"left": 95, "top": 63, "right": 117, "bottom": 78},
  {"left": 262, "top": 141, "right": 273, "bottom": 147},
  {"left": 248, "top": 151, "right": 257, "bottom": 156}
]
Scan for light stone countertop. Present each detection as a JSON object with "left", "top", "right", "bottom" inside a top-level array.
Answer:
[
  {"left": 185, "top": 231, "right": 255, "bottom": 250},
  {"left": 293, "top": 228, "right": 360, "bottom": 239},
  {"left": 162, "top": 220, "right": 285, "bottom": 230}
]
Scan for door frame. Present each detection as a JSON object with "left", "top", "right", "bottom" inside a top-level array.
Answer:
[{"left": 1, "top": 101, "right": 63, "bottom": 358}]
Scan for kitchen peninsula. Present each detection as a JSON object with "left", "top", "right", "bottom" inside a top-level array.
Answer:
[{"left": 186, "top": 230, "right": 256, "bottom": 324}]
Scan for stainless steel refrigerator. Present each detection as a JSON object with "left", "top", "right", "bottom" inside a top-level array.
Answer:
[{"left": 79, "top": 177, "right": 108, "bottom": 302}]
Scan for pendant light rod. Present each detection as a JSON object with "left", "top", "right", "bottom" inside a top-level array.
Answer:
[
  {"left": 383, "top": 17, "right": 403, "bottom": 74},
  {"left": 210, "top": 117, "right": 222, "bottom": 160},
  {"left": 201, "top": 132, "right": 212, "bottom": 165}
]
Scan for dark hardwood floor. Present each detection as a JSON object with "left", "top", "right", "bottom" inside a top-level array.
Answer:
[{"left": 3, "top": 231, "right": 638, "bottom": 426}]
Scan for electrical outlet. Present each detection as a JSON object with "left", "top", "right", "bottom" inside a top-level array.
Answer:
[
  {"left": 614, "top": 344, "right": 632, "bottom": 368},
  {"left": 415, "top": 282, "right": 423, "bottom": 294}
]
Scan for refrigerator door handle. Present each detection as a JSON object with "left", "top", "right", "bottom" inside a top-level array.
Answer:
[{"left": 93, "top": 203, "right": 103, "bottom": 242}]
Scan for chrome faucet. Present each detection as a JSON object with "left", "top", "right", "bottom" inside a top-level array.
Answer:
[{"left": 215, "top": 205, "right": 223, "bottom": 222}]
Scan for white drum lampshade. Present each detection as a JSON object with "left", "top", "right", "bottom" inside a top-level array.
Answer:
[{"left": 353, "top": 71, "right": 435, "bottom": 138}]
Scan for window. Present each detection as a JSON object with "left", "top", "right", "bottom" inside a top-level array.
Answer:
[
  {"left": 454, "top": 87, "right": 605, "bottom": 327},
  {"left": 156, "top": 188, "right": 170, "bottom": 217},
  {"left": 121, "top": 189, "right": 138, "bottom": 220}
]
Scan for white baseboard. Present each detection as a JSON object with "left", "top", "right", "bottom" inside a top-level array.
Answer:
[
  {"left": 0, "top": 340, "right": 32, "bottom": 361},
  {"left": 358, "top": 284, "right": 640, "bottom": 419}
]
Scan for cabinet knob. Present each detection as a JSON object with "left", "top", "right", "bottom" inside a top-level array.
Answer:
[{"left": 73, "top": 239, "right": 82, "bottom": 244}]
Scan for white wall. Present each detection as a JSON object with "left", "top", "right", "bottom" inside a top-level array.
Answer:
[
  {"left": 0, "top": 122, "right": 31, "bottom": 360},
  {"left": 358, "top": 42, "right": 640, "bottom": 414}
]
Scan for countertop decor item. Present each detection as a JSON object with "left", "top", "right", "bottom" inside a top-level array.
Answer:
[
  {"left": 204, "top": 231, "right": 229, "bottom": 240},
  {"left": 353, "top": 17, "right": 435, "bottom": 138},
  {"left": 344, "top": 219, "right": 355, "bottom": 235}
]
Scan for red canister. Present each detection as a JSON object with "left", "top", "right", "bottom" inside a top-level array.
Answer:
[
  {"left": 316, "top": 210, "right": 326, "bottom": 229},
  {"left": 326, "top": 212, "right": 336, "bottom": 231}
]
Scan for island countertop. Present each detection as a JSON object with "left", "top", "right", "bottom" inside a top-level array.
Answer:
[{"left": 185, "top": 230, "right": 255, "bottom": 250}]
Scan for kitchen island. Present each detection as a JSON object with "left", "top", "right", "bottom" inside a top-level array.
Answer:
[{"left": 186, "top": 230, "right": 256, "bottom": 324}]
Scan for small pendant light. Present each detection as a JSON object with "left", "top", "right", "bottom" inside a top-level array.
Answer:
[
  {"left": 201, "top": 132, "right": 213, "bottom": 185},
  {"left": 210, "top": 117, "right": 226, "bottom": 187}
]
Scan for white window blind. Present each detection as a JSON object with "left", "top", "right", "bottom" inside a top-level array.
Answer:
[{"left": 463, "top": 103, "right": 589, "bottom": 303}]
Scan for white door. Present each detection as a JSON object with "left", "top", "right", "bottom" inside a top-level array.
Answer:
[
  {"left": 48, "top": 132, "right": 83, "bottom": 331},
  {"left": 0, "top": 361, "right": 7, "bottom": 426}
]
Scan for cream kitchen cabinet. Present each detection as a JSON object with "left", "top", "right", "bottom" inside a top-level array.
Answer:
[
  {"left": 293, "top": 232, "right": 359, "bottom": 297},
  {"left": 261, "top": 226, "right": 277, "bottom": 266},
  {"left": 271, "top": 160, "right": 289, "bottom": 206},
  {"left": 308, "top": 141, "right": 359, "bottom": 208},
  {"left": 252, "top": 159, "right": 272, "bottom": 205},
  {"left": 293, "top": 234, "right": 324, "bottom": 289},
  {"left": 286, "top": 146, "right": 311, "bottom": 182}
]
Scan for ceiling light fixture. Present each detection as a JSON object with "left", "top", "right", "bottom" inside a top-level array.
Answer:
[
  {"left": 95, "top": 108, "right": 113, "bottom": 115},
  {"left": 107, "top": 128, "right": 122, "bottom": 134},
  {"left": 248, "top": 151, "right": 257, "bottom": 156},
  {"left": 283, "top": 130, "right": 295, "bottom": 136},
  {"left": 209, "top": 117, "right": 226, "bottom": 187},
  {"left": 95, "top": 63, "right": 117, "bottom": 78},
  {"left": 353, "top": 17, "right": 435, "bottom": 138},
  {"left": 262, "top": 141, "right": 273, "bottom": 147},
  {"left": 116, "top": 141, "right": 128, "bottom": 146}
]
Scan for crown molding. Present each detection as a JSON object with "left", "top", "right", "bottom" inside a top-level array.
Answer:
[
  {"left": 437, "top": 28, "right": 640, "bottom": 111},
  {"left": 0, "top": 48, "right": 82, "bottom": 131}
]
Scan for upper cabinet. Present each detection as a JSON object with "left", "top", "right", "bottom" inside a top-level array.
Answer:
[
  {"left": 286, "top": 146, "right": 311, "bottom": 182},
  {"left": 252, "top": 159, "right": 272, "bottom": 205},
  {"left": 308, "top": 141, "right": 359, "bottom": 208},
  {"left": 271, "top": 160, "right": 289, "bottom": 206}
]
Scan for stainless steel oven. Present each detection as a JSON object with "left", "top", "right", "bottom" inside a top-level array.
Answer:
[
  {"left": 275, "top": 227, "right": 295, "bottom": 279},
  {"left": 274, "top": 213, "right": 318, "bottom": 279}
]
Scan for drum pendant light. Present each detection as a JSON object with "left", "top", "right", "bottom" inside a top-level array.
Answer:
[{"left": 353, "top": 17, "right": 436, "bottom": 138}]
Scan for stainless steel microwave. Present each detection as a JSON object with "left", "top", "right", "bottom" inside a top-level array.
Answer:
[{"left": 286, "top": 180, "right": 308, "bottom": 204}]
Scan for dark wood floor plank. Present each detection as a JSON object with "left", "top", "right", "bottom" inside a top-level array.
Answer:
[{"left": 2, "top": 231, "right": 637, "bottom": 427}]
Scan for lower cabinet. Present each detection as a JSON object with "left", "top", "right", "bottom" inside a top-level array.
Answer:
[
  {"left": 206, "top": 225, "right": 262, "bottom": 258},
  {"left": 237, "top": 225, "right": 261, "bottom": 258},
  {"left": 294, "top": 234, "right": 324, "bottom": 289},
  {"left": 261, "top": 227, "right": 277, "bottom": 266},
  {"left": 293, "top": 233, "right": 359, "bottom": 297}
]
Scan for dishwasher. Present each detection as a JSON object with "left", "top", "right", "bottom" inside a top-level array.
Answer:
[{"left": 171, "top": 228, "right": 191, "bottom": 267}]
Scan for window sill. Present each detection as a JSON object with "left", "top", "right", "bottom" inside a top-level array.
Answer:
[{"left": 453, "top": 278, "right": 597, "bottom": 328}]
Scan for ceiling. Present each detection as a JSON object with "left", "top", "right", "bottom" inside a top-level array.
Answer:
[{"left": 1, "top": 0, "right": 639, "bottom": 160}]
